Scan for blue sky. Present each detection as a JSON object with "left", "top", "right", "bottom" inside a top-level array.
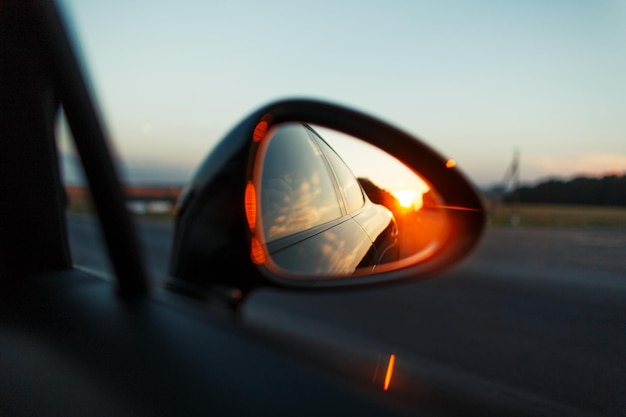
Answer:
[{"left": 58, "top": 0, "right": 626, "bottom": 189}]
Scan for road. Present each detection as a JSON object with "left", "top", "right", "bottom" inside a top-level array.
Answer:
[{"left": 68, "top": 213, "right": 626, "bottom": 416}]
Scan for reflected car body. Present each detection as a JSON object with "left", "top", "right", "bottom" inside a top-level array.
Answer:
[{"left": 255, "top": 122, "right": 400, "bottom": 277}]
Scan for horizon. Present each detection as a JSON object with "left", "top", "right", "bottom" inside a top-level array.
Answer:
[{"left": 59, "top": 150, "right": 626, "bottom": 192}]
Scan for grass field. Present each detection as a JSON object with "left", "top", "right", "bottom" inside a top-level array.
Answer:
[
  {"left": 66, "top": 186, "right": 626, "bottom": 229},
  {"left": 486, "top": 202, "right": 626, "bottom": 228}
]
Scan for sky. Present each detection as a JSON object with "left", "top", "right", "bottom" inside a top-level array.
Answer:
[{"left": 57, "top": 0, "right": 626, "bottom": 190}]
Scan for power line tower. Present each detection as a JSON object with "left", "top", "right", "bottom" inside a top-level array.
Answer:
[{"left": 500, "top": 149, "right": 521, "bottom": 226}]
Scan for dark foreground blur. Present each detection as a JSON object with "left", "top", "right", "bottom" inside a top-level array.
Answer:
[{"left": 68, "top": 213, "right": 626, "bottom": 416}]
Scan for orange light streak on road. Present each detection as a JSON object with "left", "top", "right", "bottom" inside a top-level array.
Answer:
[{"left": 383, "top": 354, "right": 396, "bottom": 391}]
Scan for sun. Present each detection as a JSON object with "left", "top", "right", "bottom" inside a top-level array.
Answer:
[{"left": 392, "top": 189, "right": 419, "bottom": 209}]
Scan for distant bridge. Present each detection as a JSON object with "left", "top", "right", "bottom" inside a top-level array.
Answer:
[{"left": 123, "top": 186, "right": 182, "bottom": 204}]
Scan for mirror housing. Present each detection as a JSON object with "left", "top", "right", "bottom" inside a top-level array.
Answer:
[{"left": 168, "top": 98, "right": 485, "bottom": 295}]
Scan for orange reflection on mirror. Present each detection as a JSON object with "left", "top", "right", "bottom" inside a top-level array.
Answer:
[
  {"left": 245, "top": 182, "right": 257, "bottom": 231},
  {"left": 392, "top": 189, "right": 419, "bottom": 210},
  {"left": 250, "top": 237, "right": 266, "bottom": 265},
  {"left": 253, "top": 121, "right": 269, "bottom": 142},
  {"left": 393, "top": 189, "right": 449, "bottom": 261},
  {"left": 250, "top": 122, "right": 452, "bottom": 279}
]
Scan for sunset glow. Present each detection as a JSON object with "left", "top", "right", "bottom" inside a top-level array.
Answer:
[{"left": 393, "top": 189, "right": 421, "bottom": 209}]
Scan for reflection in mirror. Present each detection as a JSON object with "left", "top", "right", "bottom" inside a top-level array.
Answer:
[{"left": 248, "top": 122, "right": 450, "bottom": 280}]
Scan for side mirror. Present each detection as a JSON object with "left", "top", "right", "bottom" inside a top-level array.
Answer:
[{"left": 168, "top": 99, "right": 485, "bottom": 296}]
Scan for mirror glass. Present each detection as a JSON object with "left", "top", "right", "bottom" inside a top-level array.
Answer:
[{"left": 248, "top": 122, "right": 451, "bottom": 279}]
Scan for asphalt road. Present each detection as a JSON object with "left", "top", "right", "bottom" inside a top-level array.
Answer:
[{"left": 67, "top": 213, "right": 626, "bottom": 416}]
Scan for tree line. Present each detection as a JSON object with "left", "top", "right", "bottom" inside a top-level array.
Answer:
[{"left": 504, "top": 174, "right": 626, "bottom": 206}]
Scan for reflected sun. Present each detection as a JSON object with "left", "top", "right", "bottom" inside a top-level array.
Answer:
[{"left": 393, "top": 189, "right": 419, "bottom": 208}]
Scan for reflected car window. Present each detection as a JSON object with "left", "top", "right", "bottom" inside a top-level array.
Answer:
[
  {"left": 308, "top": 127, "right": 365, "bottom": 214},
  {"left": 260, "top": 123, "right": 342, "bottom": 242}
]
